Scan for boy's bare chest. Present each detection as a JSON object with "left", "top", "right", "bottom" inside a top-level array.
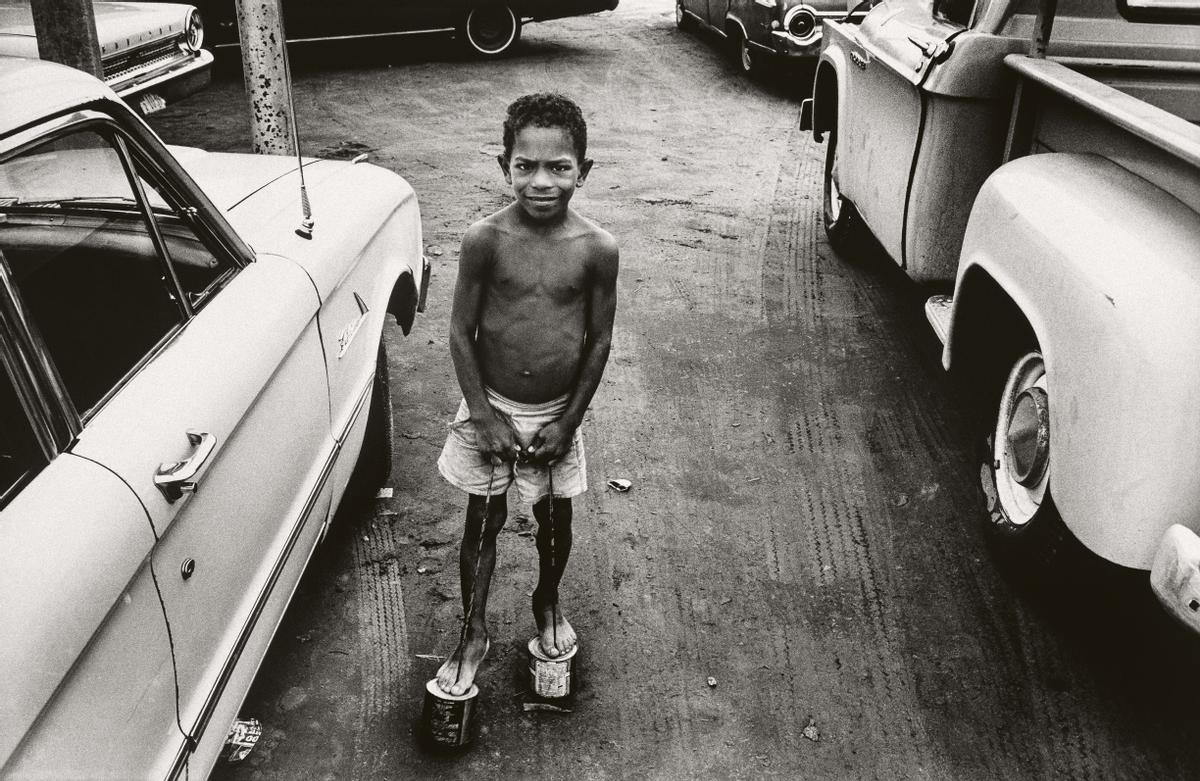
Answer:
[{"left": 489, "top": 248, "right": 588, "bottom": 304}]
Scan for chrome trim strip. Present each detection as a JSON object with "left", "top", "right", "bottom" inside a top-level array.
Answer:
[
  {"left": 168, "top": 374, "right": 374, "bottom": 777},
  {"left": 212, "top": 27, "right": 455, "bottom": 47}
]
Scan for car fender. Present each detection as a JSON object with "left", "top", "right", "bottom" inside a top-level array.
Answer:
[
  {"left": 945, "top": 153, "right": 1200, "bottom": 570},
  {"left": 723, "top": 13, "right": 748, "bottom": 41}
]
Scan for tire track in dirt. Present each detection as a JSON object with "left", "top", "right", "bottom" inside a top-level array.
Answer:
[{"left": 350, "top": 511, "right": 411, "bottom": 776}]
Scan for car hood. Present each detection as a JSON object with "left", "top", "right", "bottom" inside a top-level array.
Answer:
[
  {"left": 172, "top": 146, "right": 419, "bottom": 300},
  {"left": 0, "top": 2, "right": 189, "bottom": 57}
]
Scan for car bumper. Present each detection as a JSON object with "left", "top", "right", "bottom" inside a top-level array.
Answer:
[
  {"left": 111, "top": 49, "right": 214, "bottom": 115},
  {"left": 769, "top": 30, "right": 822, "bottom": 59},
  {"left": 1150, "top": 524, "right": 1200, "bottom": 634}
]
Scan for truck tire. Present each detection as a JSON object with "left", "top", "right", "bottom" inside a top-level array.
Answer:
[
  {"left": 979, "top": 349, "right": 1074, "bottom": 578},
  {"left": 462, "top": 4, "right": 521, "bottom": 56},
  {"left": 822, "top": 123, "right": 868, "bottom": 257},
  {"left": 354, "top": 341, "right": 394, "bottom": 492}
]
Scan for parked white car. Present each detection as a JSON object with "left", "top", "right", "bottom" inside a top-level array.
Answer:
[
  {"left": 0, "top": 0, "right": 212, "bottom": 114},
  {"left": 0, "top": 55, "right": 428, "bottom": 778}
]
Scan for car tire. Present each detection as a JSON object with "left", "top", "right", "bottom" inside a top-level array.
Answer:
[
  {"left": 354, "top": 341, "right": 394, "bottom": 492},
  {"left": 822, "top": 121, "right": 868, "bottom": 257},
  {"left": 979, "top": 349, "right": 1075, "bottom": 578},
  {"left": 733, "top": 28, "right": 760, "bottom": 76},
  {"left": 463, "top": 4, "right": 522, "bottom": 57},
  {"left": 675, "top": 0, "right": 695, "bottom": 31}
]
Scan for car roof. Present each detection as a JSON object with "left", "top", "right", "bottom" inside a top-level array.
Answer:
[{"left": 0, "top": 56, "right": 118, "bottom": 138}]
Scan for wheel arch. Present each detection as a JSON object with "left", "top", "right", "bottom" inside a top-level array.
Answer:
[
  {"left": 811, "top": 53, "right": 845, "bottom": 144},
  {"left": 945, "top": 153, "right": 1200, "bottom": 569},
  {"left": 724, "top": 14, "right": 748, "bottom": 41}
]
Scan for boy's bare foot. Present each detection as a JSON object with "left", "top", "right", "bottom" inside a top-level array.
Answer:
[
  {"left": 534, "top": 593, "right": 576, "bottom": 657},
  {"left": 436, "top": 631, "right": 490, "bottom": 696}
]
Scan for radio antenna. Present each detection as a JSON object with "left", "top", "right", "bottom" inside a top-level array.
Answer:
[{"left": 278, "top": 8, "right": 314, "bottom": 239}]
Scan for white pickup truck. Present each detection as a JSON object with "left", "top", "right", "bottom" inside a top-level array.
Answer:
[{"left": 801, "top": 0, "right": 1200, "bottom": 633}]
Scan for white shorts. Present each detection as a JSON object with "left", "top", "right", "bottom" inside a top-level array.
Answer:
[{"left": 437, "top": 388, "right": 588, "bottom": 504}]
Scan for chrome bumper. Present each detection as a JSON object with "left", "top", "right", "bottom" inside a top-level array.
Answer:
[
  {"left": 1150, "top": 524, "right": 1200, "bottom": 633},
  {"left": 770, "top": 29, "right": 822, "bottom": 58},
  {"left": 112, "top": 49, "right": 214, "bottom": 107}
]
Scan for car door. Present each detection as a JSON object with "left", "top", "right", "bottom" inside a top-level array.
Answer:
[
  {"left": 706, "top": 0, "right": 729, "bottom": 28},
  {"left": 835, "top": 2, "right": 964, "bottom": 265},
  {"left": 0, "top": 114, "right": 335, "bottom": 772},
  {"left": 62, "top": 133, "right": 337, "bottom": 772},
  {"left": 0, "top": 126, "right": 186, "bottom": 776}
]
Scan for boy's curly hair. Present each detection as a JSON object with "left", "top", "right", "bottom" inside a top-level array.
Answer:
[{"left": 502, "top": 93, "right": 588, "bottom": 164}]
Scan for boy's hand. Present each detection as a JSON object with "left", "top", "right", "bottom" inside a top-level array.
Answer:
[
  {"left": 526, "top": 420, "right": 574, "bottom": 465},
  {"left": 476, "top": 414, "right": 522, "bottom": 464}
]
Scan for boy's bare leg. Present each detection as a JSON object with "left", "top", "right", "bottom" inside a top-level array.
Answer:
[
  {"left": 532, "top": 496, "right": 576, "bottom": 657},
  {"left": 437, "top": 492, "right": 507, "bottom": 695}
]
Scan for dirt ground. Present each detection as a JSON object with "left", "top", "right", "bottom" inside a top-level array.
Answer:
[{"left": 148, "top": 1, "right": 1200, "bottom": 778}]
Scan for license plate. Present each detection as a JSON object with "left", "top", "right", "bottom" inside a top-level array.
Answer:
[{"left": 139, "top": 92, "right": 167, "bottom": 115}]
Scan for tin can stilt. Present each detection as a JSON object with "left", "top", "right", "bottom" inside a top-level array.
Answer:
[
  {"left": 527, "top": 637, "right": 579, "bottom": 699},
  {"left": 421, "top": 678, "right": 479, "bottom": 749}
]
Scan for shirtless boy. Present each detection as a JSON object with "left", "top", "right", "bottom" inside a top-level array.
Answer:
[{"left": 435, "top": 93, "right": 619, "bottom": 696}]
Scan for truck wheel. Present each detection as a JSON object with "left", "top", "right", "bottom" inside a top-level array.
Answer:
[
  {"left": 675, "top": 0, "right": 694, "bottom": 30},
  {"left": 822, "top": 124, "right": 867, "bottom": 256},
  {"left": 979, "top": 350, "right": 1072, "bottom": 574},
  {"left": 354, "top": 341, "right": 394, "bottom": 492},
  {"left": 463, "top": 4, "right": 521, "bottom": 57}
]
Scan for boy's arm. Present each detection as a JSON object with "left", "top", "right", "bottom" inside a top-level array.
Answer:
[
  {"left": 449, "top": 222, "right": 520, "bottom": 462},
  {"left": 528, "top": 234, "right": 619, "bottom": 464}
]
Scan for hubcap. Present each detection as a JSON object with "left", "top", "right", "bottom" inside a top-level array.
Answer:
[
  {"left": 740, "top": 37, "right": 753, "bottom": 72},
  {"left": 993, "top": 351, "right": 1050, "bottom": 526},
  {"left": 1006, "top": 386, "right": 1049, "bottom": 487},
  {"left": 676, "top": 2, "right": 683, "bottom": 24},
  {"left": 468, "top": 6, "right": 516, "bottom": 53}
]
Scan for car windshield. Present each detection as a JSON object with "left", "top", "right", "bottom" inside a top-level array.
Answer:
[
  {"left": 0, "top": 144, "right": 170, "bottom": 212},
  {"left": 0, "top": 144, "right": 133, "bottom": 207}
]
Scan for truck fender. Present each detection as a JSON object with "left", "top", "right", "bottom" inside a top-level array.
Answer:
[
  {"left": 811, "top": 47, "right": 848, "bottom": 144},
  {"left": 945, "top": 153, "right": 1200, "bottom": 570}
]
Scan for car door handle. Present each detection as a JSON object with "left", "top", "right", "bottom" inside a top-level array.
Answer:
[{"left": 155, "top": 430, "right": 217, "bottom": 503}]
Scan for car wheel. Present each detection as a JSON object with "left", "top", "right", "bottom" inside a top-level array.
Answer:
[
  {"left": 354, "top": 341, "right": 394, "bottom": 491},
  {"left": 822, "top": 121, "right": 868, "bottom": 256},
  {"left": 463, "top": 4, "right": 522, "bottom": 57},
  {"left": 979, "top": 350, "right": 1072, "bottom": 573},
  {"left": 734, "top": 29, "right": 760, "bottom": 76},
  {"left": 675, "top": 0, "right": 694, "bottom": 31}
]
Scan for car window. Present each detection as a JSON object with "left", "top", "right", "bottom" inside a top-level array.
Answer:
[
  {"left": 0, "top": 356, "right": 45, "bottom": 506},
  {"left": 0, "top": 130, "right": 185, "bottom": 418},
  {"left": 136, "top": 169, "right": 235, "bottom": 311}
]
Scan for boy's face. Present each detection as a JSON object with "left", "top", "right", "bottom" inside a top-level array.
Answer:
[{"left": 500, "top": 125, "right": 593, "bottom": 222}]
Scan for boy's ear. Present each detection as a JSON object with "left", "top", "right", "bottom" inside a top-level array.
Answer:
[
  {"left": 578, "top": 158, "right": 594, "bottom": 184},
  {"left": 497, "top": 154, "right": 512, "bottom": 183}
]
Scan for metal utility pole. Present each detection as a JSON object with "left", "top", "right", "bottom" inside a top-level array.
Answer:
[
  {"left": 29, "top": 0, "right": 102, "bottom": 79},
  {"left": 235, "top": 0, "right": 296, "bottom": 155}
]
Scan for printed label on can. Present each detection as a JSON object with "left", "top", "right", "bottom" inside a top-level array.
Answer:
[
  {"left": 423, "top": 680, "right": 475, "bottom": 747},
  {"left": 531, "top": 658, "right": 571, "bottom": 698}
]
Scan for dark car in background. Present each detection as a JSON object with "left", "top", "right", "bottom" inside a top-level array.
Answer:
[
  {"left": 676, "top": 0, "right": 856, "bottom": 76},
  {"left": 187, "top": 0, "right": 619, "bottom": 57}
]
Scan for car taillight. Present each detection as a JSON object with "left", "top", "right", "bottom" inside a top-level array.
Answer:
[{"left": 184, "top": 9, "right": 205, "bottom": 52}]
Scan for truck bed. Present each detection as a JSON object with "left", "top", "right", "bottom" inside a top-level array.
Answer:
[{"left": 1005, "top": 54, "right": 1200, "bottom": 214}]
